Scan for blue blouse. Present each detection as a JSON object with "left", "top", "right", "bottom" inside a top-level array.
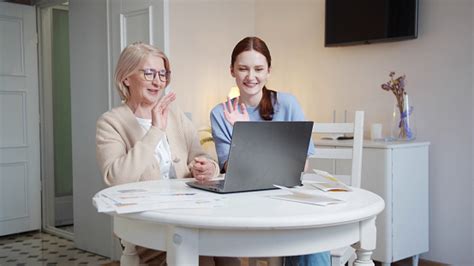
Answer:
[
  {"left": 210, "top": 91, "right": 315, "bottom": 170},
  {"left": 210, "top": 91, "right": 329, "bottom": 265}
]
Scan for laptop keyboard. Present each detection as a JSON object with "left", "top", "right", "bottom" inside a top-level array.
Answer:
[{"left": 206, "top": 179, "right": 225, "bottom": 189}]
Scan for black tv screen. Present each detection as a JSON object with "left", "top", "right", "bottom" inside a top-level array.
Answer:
[{"left": 325, "top": 0, "right": 418, "bottom": 47}]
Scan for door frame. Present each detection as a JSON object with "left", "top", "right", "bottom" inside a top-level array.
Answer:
[{"left": 37, "top": 2, "right": 73, "bottom": 240}]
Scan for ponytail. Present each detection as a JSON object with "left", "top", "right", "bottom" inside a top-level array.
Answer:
[{"left": 259, "top": 87, "right": 277, "bottom": 120}]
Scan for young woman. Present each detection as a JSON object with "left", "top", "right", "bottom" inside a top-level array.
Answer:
[{"left": 210, "top": 36, "right": 329, "bottom": 266}]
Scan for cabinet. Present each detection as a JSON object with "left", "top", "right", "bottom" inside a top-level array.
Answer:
[{"left": 311, "top": 140, "right": 430, "bottom": 266}]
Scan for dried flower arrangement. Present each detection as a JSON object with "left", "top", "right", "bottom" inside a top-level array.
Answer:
[{"left": 381, "top": 72, "right": 414, "bottom": 140}]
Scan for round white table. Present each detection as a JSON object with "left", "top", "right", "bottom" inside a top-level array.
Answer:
[{"left": 99, "top": 179, "right": 384, "bottom": 266}]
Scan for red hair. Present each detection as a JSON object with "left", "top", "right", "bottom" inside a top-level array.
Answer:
[{"left": 231, "top": 37, "right": 276, "bottom": 120}]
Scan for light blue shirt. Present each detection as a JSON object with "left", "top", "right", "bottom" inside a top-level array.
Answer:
[
  {"left": 210, "top": 91, "right": 316, "bottom": 170},
  {"left": 210, "top": 91, "right": 329, "bottom": 265}
]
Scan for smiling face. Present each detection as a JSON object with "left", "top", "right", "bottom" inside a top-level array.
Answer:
[
  {"left": 231, "top": 50, "right": 271, "bottom": 104},
  {"left": 123, "top": 55, "right": 167, "bottom": 106}
]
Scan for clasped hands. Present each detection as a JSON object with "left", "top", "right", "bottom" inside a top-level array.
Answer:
[{"left": 191, "top": 157, "right": 217, "bottom": 182}]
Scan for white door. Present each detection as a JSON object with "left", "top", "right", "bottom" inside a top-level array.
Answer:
[
  {"left": 70, "top": 0, "right": 167, "bottom": 258},
  {"left": 0, "top": 2, "right": 41, "bottom": 236},
  {"left": 109, "top": 0, "right": 168, "bottom": 106}
]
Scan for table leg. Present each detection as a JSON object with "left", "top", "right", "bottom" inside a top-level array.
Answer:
[
  {"left": 353, "top": 217, "right": 377, "bottom": 266},
  {"left": 412, "top": 254, "right": 420, "bottom": 266},
  {"left": 120, "top": 240, "right": 139, "bottom": 266},
  {"left": 354, "top": 249, "right": 375, "bottom": 266},
  {"left": 166, "top": 225, "right": 199, "bottom": 265}
]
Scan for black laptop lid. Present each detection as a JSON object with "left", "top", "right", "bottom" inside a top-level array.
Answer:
[{"left": 222, "top": 121, "right": 313, "bottom": 192}]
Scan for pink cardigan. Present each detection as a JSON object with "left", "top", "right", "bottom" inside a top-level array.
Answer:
[{"left": 96, "top": 103, "right": 218, "bottom": 186}]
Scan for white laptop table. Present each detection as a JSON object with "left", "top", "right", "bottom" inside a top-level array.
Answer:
[{"left": 98, "top": 179, "right": 384, "bottom": 266}]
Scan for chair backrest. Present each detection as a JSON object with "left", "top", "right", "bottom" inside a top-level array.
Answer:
[{"left": 308, "top": 111, "right": 364, "bottom": 188}]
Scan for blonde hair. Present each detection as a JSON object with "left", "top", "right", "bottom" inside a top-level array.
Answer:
[{"left": 114, "top": 42, "right": 171, "bottom": 101}]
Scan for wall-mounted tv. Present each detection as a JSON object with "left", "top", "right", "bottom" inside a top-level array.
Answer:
[{"left": 325, "top": 0, "right": 419, "bottom": 47}]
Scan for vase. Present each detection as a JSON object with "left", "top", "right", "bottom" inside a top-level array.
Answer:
[{"left": 390, "top": 94, "right": 416, "bottom": 141}]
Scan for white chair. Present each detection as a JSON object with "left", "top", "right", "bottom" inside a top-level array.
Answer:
[{"left": 303, "top": 111, "right": 364, "bottom": 266}]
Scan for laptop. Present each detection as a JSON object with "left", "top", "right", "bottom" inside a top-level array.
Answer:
[{"left": 186, "top": 121, "right": 314, "bottom": 193}]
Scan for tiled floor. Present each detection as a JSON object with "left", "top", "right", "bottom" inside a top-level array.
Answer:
[
  {"left": 0, "top": 230, "right": 112, "bottom": 266},
  {"left": 0, "top": 231, "right": 446, "bottom": 266}
]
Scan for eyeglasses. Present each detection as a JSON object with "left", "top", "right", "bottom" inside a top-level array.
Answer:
[{"left": 139, "top": 68, "right": 171, "bottom": 82}]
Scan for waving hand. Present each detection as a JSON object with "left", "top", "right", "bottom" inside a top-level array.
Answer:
[{"left": 222, "top": 97, "right": 249, "bottom": 126}]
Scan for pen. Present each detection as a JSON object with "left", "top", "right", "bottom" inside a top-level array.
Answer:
[
  {"left": 312, "top": 169, "right": 352, "bottom": 191},
  {"left": 160, "top": 193, "right": 196, "bottom": 196}
]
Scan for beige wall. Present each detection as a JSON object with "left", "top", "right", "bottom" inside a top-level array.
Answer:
[
  {"left": 169, "top": 0, "right": 255, "bottom": 127},
  {"left": 169, "top": 0, "right": 473, "bottom": 264},
  {"left": 254, "top": 0, "right": 472, "bottom": 264}
]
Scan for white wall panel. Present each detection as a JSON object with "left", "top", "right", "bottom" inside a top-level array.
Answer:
[
  {"left": 70, "top": 0, "right": 112, "bottom": 258},
  {"left": 0, "top": 17, "right": 24, "bottom": 75},
  {"left": 0, "top": 91, "right": 26, "bottom": 147},
  {"left": 0, "top": 162, "right": 28, "bottom": 221},
  {"left": 120, "top": 8, "right": 151, "bottom": 47}
]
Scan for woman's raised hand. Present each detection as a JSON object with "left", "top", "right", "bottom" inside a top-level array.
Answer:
[
  {"left": 151, "top": 92, "right": 176, "bottom": 130},
  {"left": 222, "top": 97, "right": 249, "bottom": 126}
]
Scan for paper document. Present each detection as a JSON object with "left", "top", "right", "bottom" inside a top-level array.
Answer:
[
  {"left": 310, "top": 169, "right": 352, "bottom": 192},
  {"left": 270, "top": 184, "right": 344, "bottom": 206},
  {"left": 93, "top": 186, "right": 225, "bottom": 214}
]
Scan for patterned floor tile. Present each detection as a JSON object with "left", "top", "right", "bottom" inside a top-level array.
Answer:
[{"left": 0, "top": 231, "right": 113, "bottom": 266}]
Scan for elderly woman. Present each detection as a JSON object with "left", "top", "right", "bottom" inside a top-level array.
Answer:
[
  {"left": 96, "top": 42, "right": 219, "bottom": 265},
  {"left": 96, "top": 42, "right": 218, "bottom": 185}
]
